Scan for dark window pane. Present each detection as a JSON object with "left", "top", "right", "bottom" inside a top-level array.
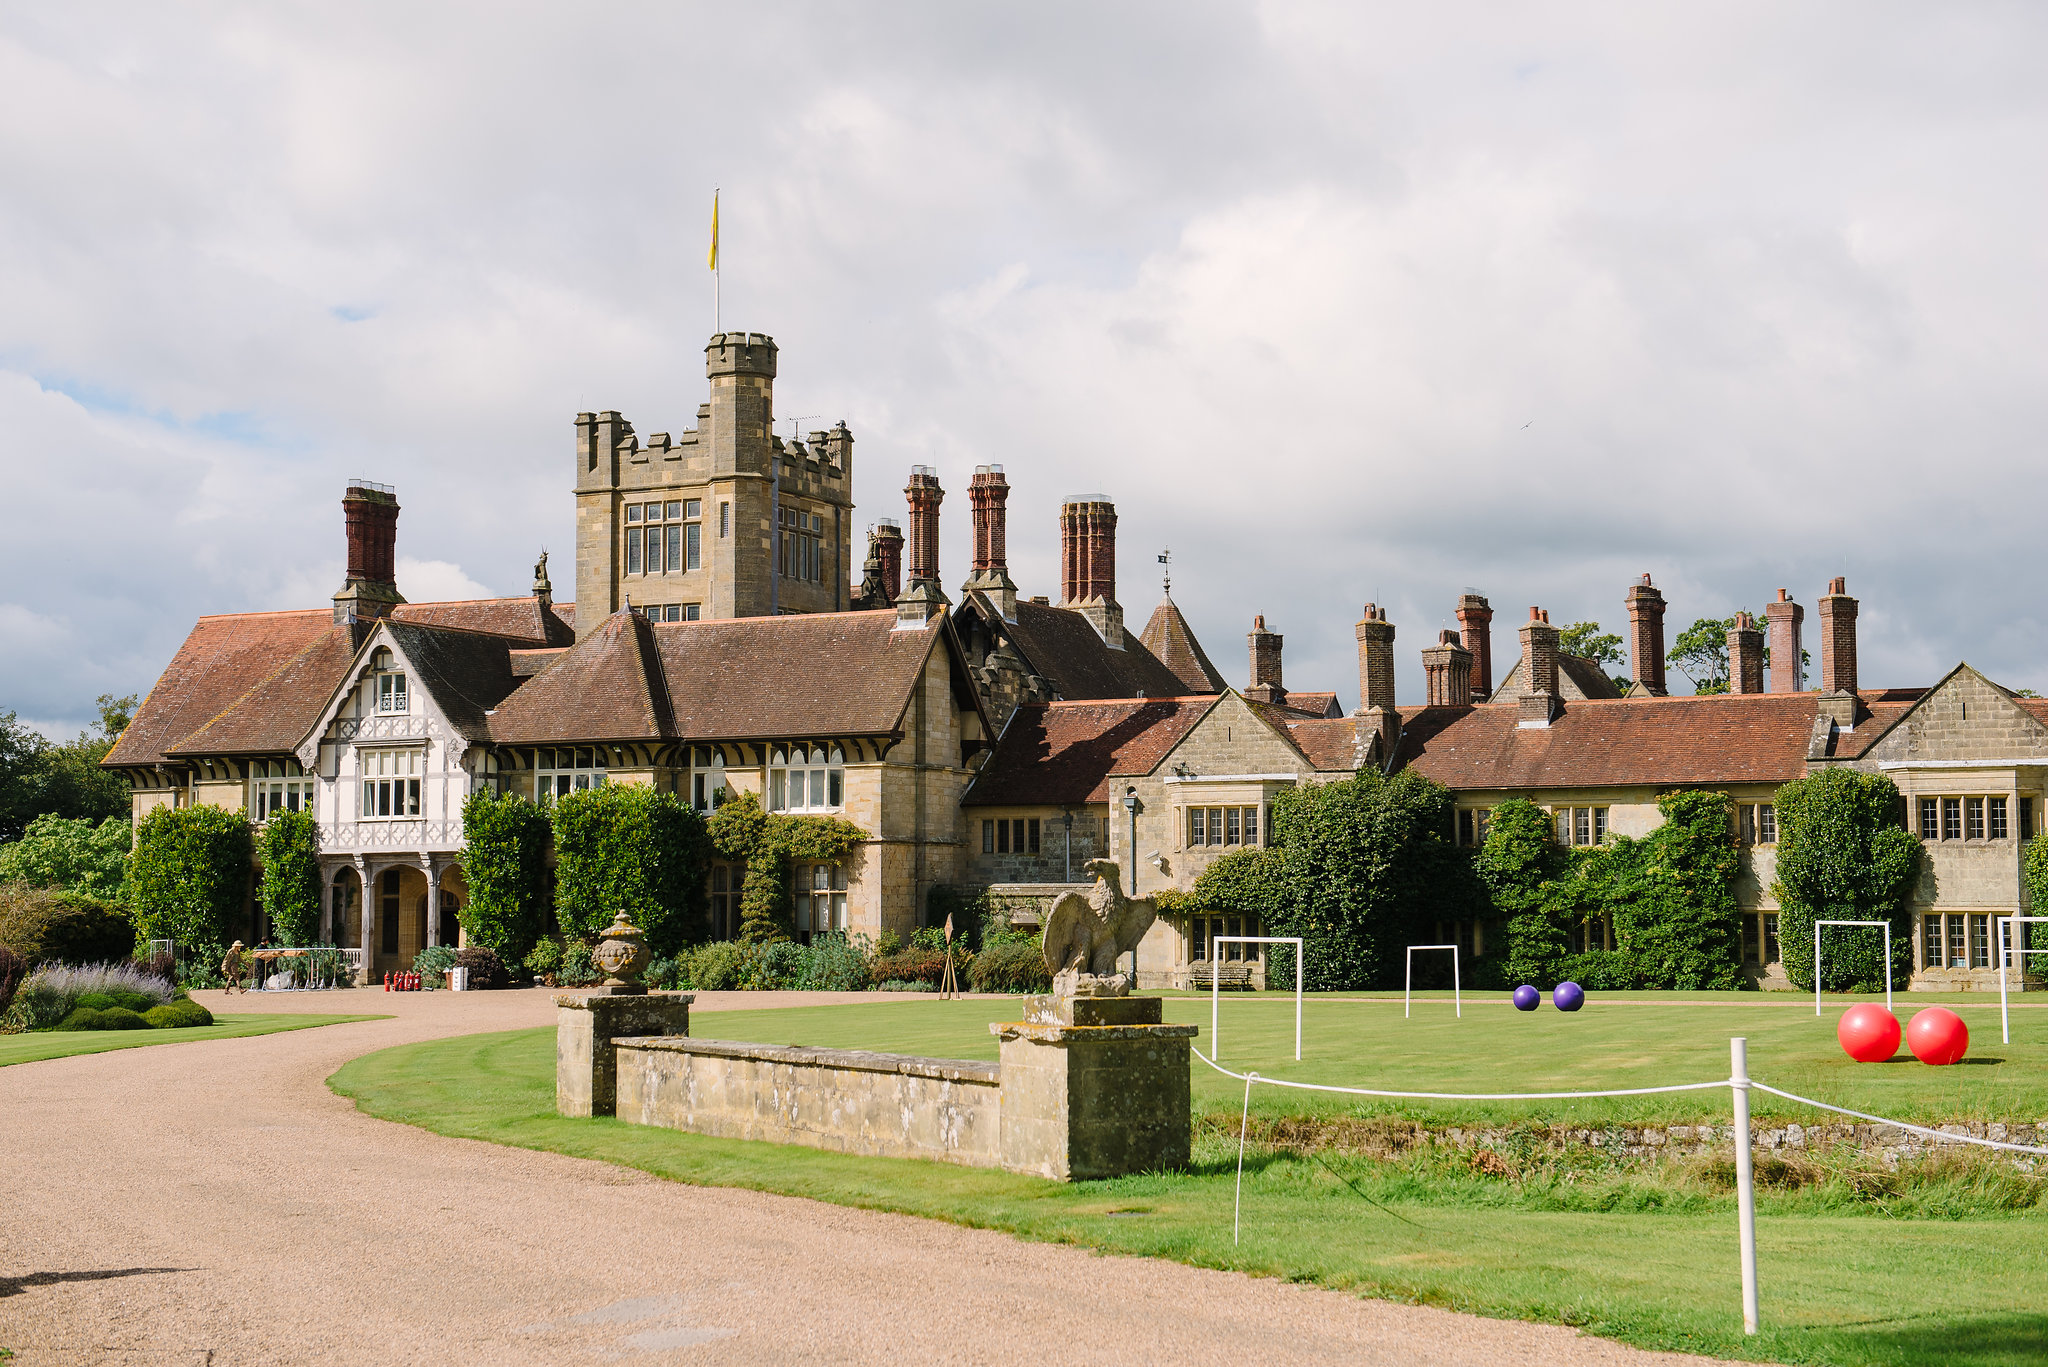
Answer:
[
  {"left": 667, "top": 526, "right": 682, "bottom": 573},
  {"left": 1028, "top": 818, "right": 1040, "bottom": 853},
  {"left": 626, "top": 527, "right": 642, "bottom": 574},
  {"left": 983, "top": 820, "right": 994, "bottom": 854},
  {"left": 686, "top": 523, "right": 701, "bottom": 570},
  {"left": 997, "top": 820, "right": 1009, "bottom": 854}
]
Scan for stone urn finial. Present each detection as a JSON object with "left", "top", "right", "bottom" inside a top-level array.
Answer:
[{"left": 592, "top": 910, "right": 651, "bottom": 995}]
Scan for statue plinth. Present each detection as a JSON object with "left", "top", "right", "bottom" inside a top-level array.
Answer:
[{"left": 1022, "top": 993, "right": 1162, "bottom": 1027}]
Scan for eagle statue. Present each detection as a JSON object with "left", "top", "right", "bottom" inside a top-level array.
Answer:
[{"left": 1041, "top": 856, "right": 1164, "bottom": 998}]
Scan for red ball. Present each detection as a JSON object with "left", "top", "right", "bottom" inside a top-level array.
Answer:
[
  {"left": 1906, "top": 1007, "right": 1970, "bottom": 1066},
  {"left": 1837, "top": 1003, "right": 1901, "bottom": 1062}
]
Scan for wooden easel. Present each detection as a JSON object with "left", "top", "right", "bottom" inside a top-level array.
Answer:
[{"left": 939, "top": 913, "right": 959, "bottom": 999}]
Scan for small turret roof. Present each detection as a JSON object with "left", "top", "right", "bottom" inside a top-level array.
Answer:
[{"left": 1137, "top": 594, "right": 1227, "bottom": 695}]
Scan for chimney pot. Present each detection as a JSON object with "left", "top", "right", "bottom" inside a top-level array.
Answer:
[
  {"left": 1354, "top": 606, "right": 1398, "bottom": 714},
  {"left": 1625, "top": 573, "right": 1669, "bottom": 696},
  {"left": 1817, "top": 576, "right": 1858, "bottom": 697},
  {"left": 1247, "top": 615, "right": 1286, "bottom": 704},
  {"left": 1765, "top": 592, "right": 1805, "bottom": 693},
  {"left": 903, "top": 469, "right": 944, "bottom": 587},
  {"left": 1423, "top": 628, "right": 1474, "bottom": 706},
  {"left": 1728, "top": 611, "right": 1765, "bottom": 694},
  {"left": 1456, "top": 593, "right": 1494, "bottom": 702},
  {"left": 1059, "top": 496, "right": 1118, "bottom": 607},
  {"left": 1517, "top": 608, "right": 1561, "bottom": 725}
]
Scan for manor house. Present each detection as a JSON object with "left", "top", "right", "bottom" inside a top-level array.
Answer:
[{"left": 106, "top": 330, "right": 2039, "bottom": 992}]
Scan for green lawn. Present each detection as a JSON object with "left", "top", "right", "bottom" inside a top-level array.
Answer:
[
  {"left": 1, "top": 1013, "right": 384, "bottom": 1067},
  {"left": 692, "top": 990, "right": 2048, "bottom": 1129},
  {"left": 332, "top": 996, "right": 2048, "bottom": 1367}
]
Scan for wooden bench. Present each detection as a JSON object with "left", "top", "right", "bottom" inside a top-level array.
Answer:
[{"left": 1190, "top": 961, "right": 1254, "bottom": 991}]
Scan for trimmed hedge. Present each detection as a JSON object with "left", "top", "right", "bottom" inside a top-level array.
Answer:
[
  {"left": 129, "top": 805, "right": 251, "bottom": 951},
  {"left": 258, "top": 807, "right": 322, "bottom": 945},
  {"left": 1773, "top": 768, "right": 1921, "bottom": 991},
  {"left": 458, "top": 791, "right": 552, "bottom": 963},
  {"left": 144, "top": 998, "right": 215, "bottom": 1029},
  {"left": 551, "top": 785, "right": 712, "bottom": 956},
  {"left": 55, "top": 1005, "right": 150, "bottom": 1031}
]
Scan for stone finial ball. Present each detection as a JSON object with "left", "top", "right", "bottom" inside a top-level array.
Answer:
[
  {"left": 1836, "top": 1002, "right": 1901, "bottom": 1062},
  {"left": 1906, "top": 1006, "right": 1970, "bottom": 1066},
  {"left": 1513, "top": 984, "right": 1541, "bottom": 1011},
  {"left": 1552, "top": 981, "right": 1585, "bottom": 1013}
]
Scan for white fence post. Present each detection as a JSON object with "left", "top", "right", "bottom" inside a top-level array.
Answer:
[
  {"left": 1997, "top": 916, "right": 2048, "bottom": 1045},
  {"left": 1730, "top": 1036, "right": 1760, "bottom": 1336}
]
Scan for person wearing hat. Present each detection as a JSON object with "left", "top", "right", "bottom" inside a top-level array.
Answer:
[{"left": 222, "top": 940, "right": 247, "bottom": 994}]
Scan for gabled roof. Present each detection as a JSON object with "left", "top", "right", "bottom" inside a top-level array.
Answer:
[
  {"left": 378, "top": 622, "right": 527, "bottom": 743},
  {"left": 1137, "top": 595, "right": 1226, "bottom": 694},
  {"left": 167, "top": 624, "right": 361, "bottom": 758},
  {"left": 1490, "top": 654, "right": 1626, "bottom": 702},
  {"left": 104, "top": 610, "right": 340, "bottom": 767},
  {"left": 963, "top": 697, "right": 1217, "bottom": 806},
  {"left": 487, "top": 608, "right": 963, "bottom": 745},
  {"left": 965, "top": 596, "right": 1189, "bottom": 702},
  {"left": 391, "top": 596, "right": 572, "bottom": 646},
  {"left": 1273, "top": 691, "right": 1342, "bottom": 720}
]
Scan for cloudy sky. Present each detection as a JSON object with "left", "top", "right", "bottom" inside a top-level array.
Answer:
[{"left": 5, "top": 2, "right": 2047, "bottom": 734}]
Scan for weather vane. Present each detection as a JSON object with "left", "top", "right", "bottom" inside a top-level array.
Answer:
[{"left": 1158, "top": 547, "right": 1171, "bottom": 596}]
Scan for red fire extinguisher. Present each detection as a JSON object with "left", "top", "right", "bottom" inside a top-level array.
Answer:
[{"left": 383, "top": 972, "right": 391, "bottom": 991}]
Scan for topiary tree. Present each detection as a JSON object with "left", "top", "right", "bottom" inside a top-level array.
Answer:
[
  {"left": 258, "top": 807, "right": 322, "bottom": 945},
  {"left": 1264, "top": 770, "right": 1478, "bottom": 991},
  {"left": 128, "top": 804, "right": 251, "bottom": 954},
  {"left": 707, "top": 791, "right": 867, "bottom": 945},
  {"left": 1773, "top": 768, "right": 1920, "bottom": 992},
  {"left": 0, "top": 813, "right": 132, "bottom": 898},
  {"left": 1473, "top": 798, "right": 1568, "bottom": 987},
  {"left": 458, "top": 790, "right": 553, "bottom": 963},
  {"left": 550, "top": 784, "right": 712, "bottom": 957}
]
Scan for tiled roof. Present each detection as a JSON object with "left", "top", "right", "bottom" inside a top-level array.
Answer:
[
  {"left": 1275, "top": 691, "right": 1341, "bottom": 720},
  {"left": 104, "top": 611, "right": 339, "bottom": 767},
  {"left": 1386, "top": 693, "right": 1835, "bottom": 790},
  {"left": 995, "top": 598, "right": 1190, "bottom": 701},
  {"left": 963, "top": 697, "right": 1217, "bottom": 806},
  {"left": 391, "top": 596, "right": 573, "bottom": 646},
  {"left": 1136, "top": 596, "right": 1227, "bottom": 694},
  {"left": 378, "top": 623, "right": 527, "bottom": 743},
  {"left": 487, "top": 608, "right": 948, "bottom": 745},
  {"left": 166, "top": 625, "right": 360, "bottom": 758}
]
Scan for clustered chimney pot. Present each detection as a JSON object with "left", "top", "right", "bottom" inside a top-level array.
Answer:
[
  {"left": 1423, "top": 628, "right": 1475, "bottom": 707},
  {"left": 1455, "top": 593, "right": 1494, "bottom": 702}
]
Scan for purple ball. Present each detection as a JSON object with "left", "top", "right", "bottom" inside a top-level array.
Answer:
[
  {"left": 1513, "top": 984, "right": 1541, "bottom": 1012},
  {"left": 1553, "top": 981, "right": 1586, "bottom": 1013}
]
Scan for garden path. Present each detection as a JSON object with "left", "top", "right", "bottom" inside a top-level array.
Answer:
[{"left": 1, "top": 987, "right": 1726, "bottom": 1366}]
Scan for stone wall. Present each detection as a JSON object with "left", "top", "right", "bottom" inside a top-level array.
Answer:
[{"left": 614, "top": 1037, "right": 1002, "bottom": 1168}]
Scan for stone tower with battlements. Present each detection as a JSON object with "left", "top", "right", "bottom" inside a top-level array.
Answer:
[{"left": 573, "top": 332, "right": 856, "bottom": 638}]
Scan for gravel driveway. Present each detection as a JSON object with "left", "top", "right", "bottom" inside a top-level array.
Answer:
[{"left": 1, "top": 987, "right": 1730, "bottom": 1366}]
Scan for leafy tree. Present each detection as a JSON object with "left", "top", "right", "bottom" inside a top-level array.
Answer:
[
  {"left": 1557, "top": 621, "right": 1631, "bottom": 692},
  {"left": 551, "top": 785, "right": 713, "bottom": 956},
  {"left": 1772, "top": 769, "right": 1920, "bottom": 992},
  {"left": 258, "top": 807, "right": 322, "bottom": 944},
  {"left": 1672, "top": 617, "right": 1734, "bottom": 695},
  {"left": 708, "top": 791, "right": 868, "bottom": 945},
  {"left": 0, "top": 813, "right": 132, "bottom": 898},
  {"left": 0, "top": 696, "right": 138, "bottom": 842},
  {"left": 128, "top": 804, "right": 252, "bottom": 953},
  {"left": 1264, "top": 770, "right": 1479, "bottom": 990},
  {"left": 459, "top": 790, "right": 553, "bottom": 962},
  {"left": 1473, "top": 799, "right": 1568, "bottom": 986}
]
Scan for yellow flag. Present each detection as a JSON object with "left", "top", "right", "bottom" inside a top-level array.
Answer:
[{"left": 707, "top": 191, "right": 719, "bottom": 271}]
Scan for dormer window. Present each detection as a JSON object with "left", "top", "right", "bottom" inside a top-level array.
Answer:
[
  {"left": 370, "top": 648, "right": 408, "bottom": 714},
  {"left": 768, "top": 744, "right": 844, "bottom": 812}
]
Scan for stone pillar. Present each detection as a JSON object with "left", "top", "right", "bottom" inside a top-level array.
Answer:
[
  {"left": 360, "top": 864, "right": 378, "bottom": 983},
  {"left": 556, "top": 992, "right": 695, "bottom": 1118},
  {"left": 424, "top": 859, "right": 440, "bottom": 948},
  {"left": 993, "top": 995, "right": 1195, "bottom": 1180}
]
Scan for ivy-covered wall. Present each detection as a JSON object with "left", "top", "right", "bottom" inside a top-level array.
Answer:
[
  {"left": 708, "top": 791, "right": 867, "bottom": 944},
  {"left": 1772, "top": 768, "right": 1921, "bottom": 991}
]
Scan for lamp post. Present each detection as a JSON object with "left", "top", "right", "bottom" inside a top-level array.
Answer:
[
  {"left": 1062, "top": 809, "right": 1074, "bottom": 883},
  {"left": 1122, "top": 788, "right": 1141, "bottom": 983}
]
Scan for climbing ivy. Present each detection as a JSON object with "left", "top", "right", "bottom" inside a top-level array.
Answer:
[
  {"left": 458, "top": 790, "right": 552, "bottom": 962},
  {"left": 551, "top": 785, "right": 712, "bottom": 957},
  {"left": 1261, "top": 770, "right": 1479, "bottom": 991},
  {"left": 1773, "top": 768, "right": 1920, "bottom": 992},
  {"left": 258, "top": 807, "right": 322, "bottom": 945},
  {"left": 128, "top": 804, "right": 252, "bottom": 951},
  {"left": 1472, "top": 799, "right": 1567, "bottom": 987},
  {"left": 708, "top": 791, "right": 868, "bottom": 944}
]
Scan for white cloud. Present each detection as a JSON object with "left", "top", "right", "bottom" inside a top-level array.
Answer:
[{"left": 4, "top": 2, "right": 2048, "bottom": 729}]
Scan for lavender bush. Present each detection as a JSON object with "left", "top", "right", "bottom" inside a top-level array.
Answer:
[{"left": 5, "top": 960, "right": 174, "bottom": 1031}]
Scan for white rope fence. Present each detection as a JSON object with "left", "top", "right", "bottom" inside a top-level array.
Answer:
[{"left": 1196, "top": 1038, "right": 2048, "bottom": 1337}]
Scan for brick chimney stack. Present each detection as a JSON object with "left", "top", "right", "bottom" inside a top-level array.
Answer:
[
  {"left": 1354, "top": 604, "right": 1400, "bottom": 766},
  {"left": 1246, "top": 615, "right": 1285, "bottom": 705},
  {"left": 963, "top": 466, "right": 1019, "bottom": 620},
  {"left": 1059, "top": 496, "right": 1118, "bottom": 605},
  {"left": 1766, "top": 589, "right": 1805, "bottom": 693},
  {"left": 1817, "top": 576, "right": 1858, "bottom": 697},
  {"left": 1456, "top": 593, "right": 1494, "bottom": 702},
  {"left": 1727, "top": 612, "right": 1764, "bottom": 694},
  {"left": 1625, "top": 573, "right": 1668, "bottom": 696},
  {"left": 333, "top": 481, "right": 405, "bottom": 628},
  {"left": 968, "top": 465, "right": 1009, "bottom": 573},
  {"left": 1423, "top": 629, "right": 1475, "bottom": 706},
  {"left": 1518, "top": 607, "right": 1560, "bottom": 727},
  {"left": 904, "top": 467, "right": 943, "bottom": 585},
  {"left": 1354, "top": 604, "right": 1397, "bottom": 713},
  {"left": 873, "top": 520, "right": 903, "bottom": 601},
  {"left": 1059, "top": 495, "right": 1123, "bottom": 646}
]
